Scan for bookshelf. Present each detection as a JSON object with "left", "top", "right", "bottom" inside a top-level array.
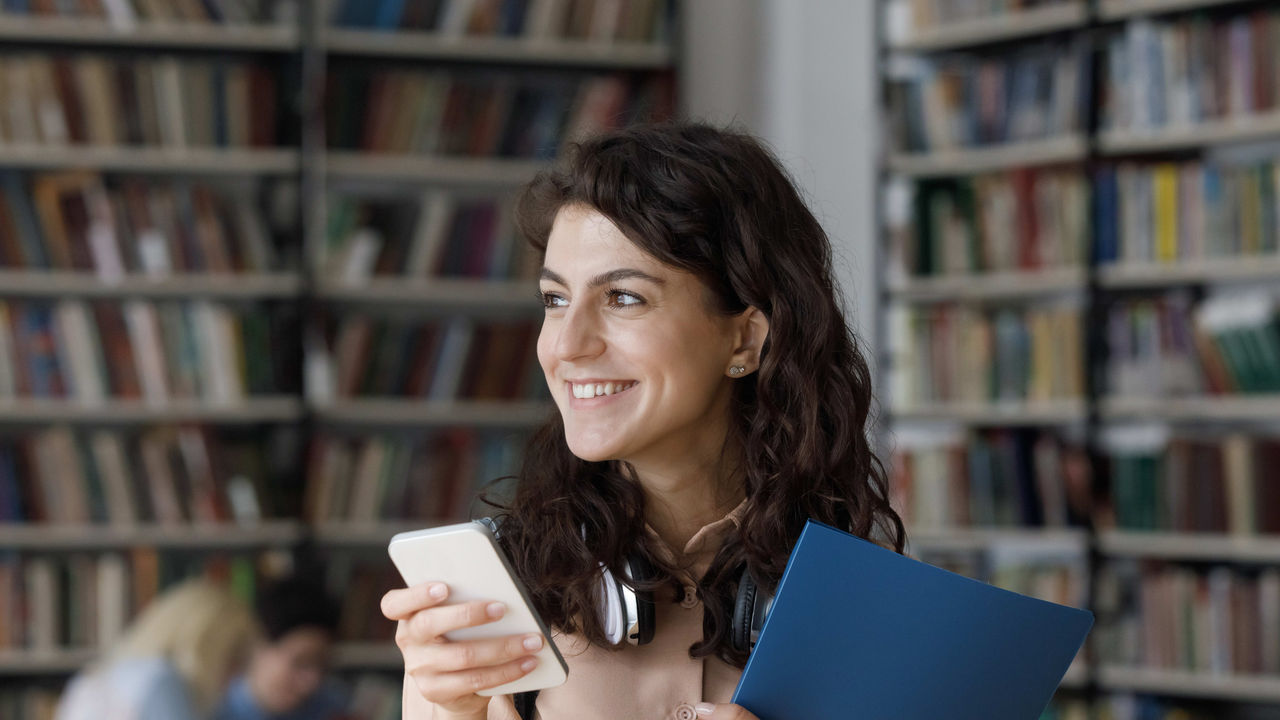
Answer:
[
  {"left": 880, "top": 0, "right": 1280, "bottom": 715},
  {"left": 0, "top": 0, "right": 681, "bottom": 714}
]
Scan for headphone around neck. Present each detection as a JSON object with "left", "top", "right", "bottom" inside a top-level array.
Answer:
[{"left": 479, "top": 517, "right": 774, "bottom": 653}]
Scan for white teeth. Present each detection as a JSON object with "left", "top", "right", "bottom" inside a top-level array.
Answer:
[{"left": 571, "top": 381, "right": 635, "bottom": 398}]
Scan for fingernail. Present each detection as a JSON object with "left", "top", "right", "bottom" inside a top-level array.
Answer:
[
  {"left": 486, "top": 602, "right": 506, "bottom": 618},
  {"left": 521, "top": 657, "right": 537, "bottom": 672},
  {"left": 429, "top": 583, "right": 447, "bottom": 599},
  {"left": 522, "top": 635, "right": 543, "bottom": 651},
  {"left": 694, "top": 703, "right": 716, "bottom": 716}
]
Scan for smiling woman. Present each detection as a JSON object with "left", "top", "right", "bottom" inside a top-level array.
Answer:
[{"left": 381, "top": 122, "right": 904, "bottom": 720}]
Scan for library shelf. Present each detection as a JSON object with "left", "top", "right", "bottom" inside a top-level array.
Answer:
[
  {"left": 886, "top": 267, "right": 1085, "bottom": 303},
  {"left": 322, "top": 29, "right": 674, "bottom": 68},
  {"left": 0, "top": 271, "right": 302, "bottom": 300},
  {"left": 325, "top": 152, "right": 547, "bottom": 187},
  {"left": 885, "top": 135, "right": 1087, "bottom": 178},
  {"left": 331, "top": 642, "right": 403, "bottom": 670},
  {"left": 1096, "top": 531, "right": 1280, "bottom": 563},
  {"left": 887, "top": 2, "right": 1087, "bottom": 52},
  {"left": 907, "top": 526, "right": 1089, "bottom": 554},
  {"left": 1098, "top": 112, "right": 1280, "bottom": 154},
  {"left": 0, "top": 520, "right": 304, "bottom": 550},
  {"left": 0, "top": 649, "right": 95, "bottom": 676},
  {"left": 1096, "top": 0, "right": 1260, "bottom": 22},
  {"left": 315, "top": 278, "right": 539, "bottom": 313},
  {"left": 889, "top": 399, "right": 1087, "bottom": 426},
  {"left": 311, "top": 399, "right": 552, "bottom": 428},
  {"left": 0, "top": 146, "right": 298, "bottom": 175},
  {"left": 1099, "top": 395, "right": 1280, "bottom": 423},
  {"left": 0, "top": 16, "right": 299, "bottom": 50},
  {"left": 1097, "top": 257, "right": 1280, "bottom": 289},
  {"left": 1097, "top": 666, "right": 1280, "bottom": 703},
  {"left": 0, "top": 397, "right": 304, "bottom": 425},
  {"left": 310, "top": 520, "right": 457, "bottom": 546}
]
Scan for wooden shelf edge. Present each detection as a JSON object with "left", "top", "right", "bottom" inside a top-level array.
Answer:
[
  {"left": 322, "top": 28, "right": 673, "bottom": 67},
  {"left": 889, "top": 3, "right": 1087, "bottom": 52},
  {"left": 890, "top": 400, "right": 1087, "bottom": 425},
  {"left": 1099, "top": 113, "right": 1280, "bottom": 153},
  {"left": 0, "top": 146, "right": 298, "bottom": 174},
  {"left": 1100, "top": 395, "right": 1280, "bottom": 422},
  {"left": 0, "top": 271, "right": 301, "bottom": 298},
  {"left": 1097, "top": 0, "right": 1259, "bottom": 22},
  {"left": 1097, "top": 530, "right": 1280, "bottom": 562},
  {"left": 887, "top": 267, "right": 1086, "bottom": 302},
  {"left": 1097, "top": 257, "right": 1280, "bottom": 287},
  {"left": 315, "top": 278, "right": 538, "bottom": 310},
  {"left": 324, "top": 152, "right": 548, "bottom": 185},
  {"left": 311, "top": 399, "right": 553, "bottom": 428},
  {"left": 0, "top": 397, "right": 304, "bottom": 424},
  {"left": 0, "top": 16, "right": 298, "bottom": 49},
  {"left": 886, "top": 136, "right": 1087, "bottom": 178},
  {"left": 0, "top": 521, "right": 305, "bottom": 548},
  {"left": 1098, "top": 666, "right": 1280, "bottom": 703}
]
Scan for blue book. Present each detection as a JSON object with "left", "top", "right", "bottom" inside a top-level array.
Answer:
[{"left": 732, "top": 521, "right": 1092, "bottom": 720}]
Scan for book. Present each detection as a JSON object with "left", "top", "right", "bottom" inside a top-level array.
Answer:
[{"left": 732, "top": 520, "right": 1092, "bottom": 720}]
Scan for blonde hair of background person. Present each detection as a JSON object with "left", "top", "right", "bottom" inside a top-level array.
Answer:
[{"left": 56, "top": 577, "right": 260, "bottom": 720}]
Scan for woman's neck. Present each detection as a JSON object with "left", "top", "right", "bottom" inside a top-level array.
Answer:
[{"left": 626, "top": 451, "right": 744, "bottom": 556}]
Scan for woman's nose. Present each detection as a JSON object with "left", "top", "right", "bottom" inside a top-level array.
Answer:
[{"left": 554, "top": 305, "right": 606, "bottom": 360}]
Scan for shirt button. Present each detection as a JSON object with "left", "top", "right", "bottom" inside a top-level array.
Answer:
[
  {"left": 675, "top": 703, "right": 698, "bottom": 720},
  {"left": 680, "top": 585, "right": 698, "bottom": 609}
]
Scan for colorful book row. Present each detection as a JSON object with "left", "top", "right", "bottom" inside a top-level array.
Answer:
[
  {"left": 0, "top": 425, "right": 281, "bottom": 526},
  {"left": 325, "top": 68, "right": 674, "bottom": 158},
  {"left": 312, "top": 316, "right": 542, "bottom": 401},
  {"left": 0, "top": 54, "right": 278, "bottom": 149},
  {"left": 1101, "top": 9, "right": 1280, "bottom": 134},
  {"left": 1103, "top": 433, "right": 1280, "bottom": 536},
  {"left": 323, "top": 192, "right": 537, "bottom": 282},
  {"left": 896, "top": 169, "right": 1088, "bottom": 278},
  {"left": 886, "top": 39, "right": 1089, "bottom": 153},
  {"left": 891, "top": 427, "right": 1092, "bottom": 530},
  {"left": 0, "top": 299, "right": 292, "bottom": 403},
  {"left": 1096, "top": 561, "right": 1280, "bottom": 677},
  {"left": 1095, "top": 160, "right": 1280, "bottom": 267},
  {"left": 0, "top": 172, "right": 281, "bottom": 275},
  {"left": 304, "top": 429, "right": 525, "bottom": 524},
  {"left": 0, "top": 550, "right": 258, "bottom": 653},
  {"left": 1106, "top": 290, "right": 1280, "bottom": 397},
  {"left": 887, "top": 302, "right": 1085, "bottom": 407}
]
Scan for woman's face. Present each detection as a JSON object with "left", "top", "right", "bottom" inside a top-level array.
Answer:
[{"left": 537, "top": 205, "right": 744, "bottom": 468}]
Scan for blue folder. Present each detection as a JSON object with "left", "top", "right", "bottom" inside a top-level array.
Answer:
[{"left": 732, "top": 521, "right": 1093, "bottom": 720}]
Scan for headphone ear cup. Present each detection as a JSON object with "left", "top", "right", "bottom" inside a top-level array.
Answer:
[
  {"left": 623, "top": 552, "right": 656, "bottom": 645},
  {"left": 732, "top": 568, "right": 758, "bottom": 654}
]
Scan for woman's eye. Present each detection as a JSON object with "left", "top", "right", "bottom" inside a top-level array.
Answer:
[
  {"left": 607, "top": 289, "right": 644, "bottom": 307},
  {"left": 540, "top": 292, "right": 568, "bottom": 309}
]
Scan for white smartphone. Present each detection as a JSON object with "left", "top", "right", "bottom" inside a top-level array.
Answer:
[{"left": 387, "top": 521, "right": 569, "bottom": 696}]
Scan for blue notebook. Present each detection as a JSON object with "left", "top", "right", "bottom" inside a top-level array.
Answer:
[{"left": 732, "top": 521, "right": 1093, "bottom": 720}]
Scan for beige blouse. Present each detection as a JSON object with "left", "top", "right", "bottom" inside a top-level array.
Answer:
[{"left": 402, "top": 502, "right": 748, "bottom": 720}]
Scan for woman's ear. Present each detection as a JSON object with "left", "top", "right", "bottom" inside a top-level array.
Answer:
[{"left": 726, "top": 307, "right": 770, "bottom": 377}]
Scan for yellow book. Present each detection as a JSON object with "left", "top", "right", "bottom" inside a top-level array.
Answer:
[{"left": 1153, "top": 164, "right": 1179, "bottom": 263}]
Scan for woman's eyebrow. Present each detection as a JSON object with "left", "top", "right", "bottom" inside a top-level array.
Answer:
[{"left": 539, "top": 267, "right": 666, "bottom": 288}]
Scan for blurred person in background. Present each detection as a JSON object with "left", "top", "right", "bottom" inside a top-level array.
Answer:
[
  {"left": 213, "top": 574, "right": 348, "bottom": 720},
  {"left": 55, "top": 577, "right": 259, "bottom": 720}
]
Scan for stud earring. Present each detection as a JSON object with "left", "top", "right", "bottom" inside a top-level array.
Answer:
[{"left": 730, "top": 366, "right": 745, "bottom": 376}]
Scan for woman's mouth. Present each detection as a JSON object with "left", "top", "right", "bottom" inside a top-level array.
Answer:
[{"left": 569, "top": 381, "right": 638, "bottom": 399}]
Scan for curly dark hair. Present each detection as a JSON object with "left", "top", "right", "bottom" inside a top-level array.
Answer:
[{"left": 491, "top": 121, "right": 904, "bottom": 667}]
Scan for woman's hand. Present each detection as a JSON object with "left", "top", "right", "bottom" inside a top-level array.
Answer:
[
  {"left": 694, "top": 702, "right": 760, "bottom": 719},
  {"left": 381, "top": 582, "right": 543, "bottom": 719}
]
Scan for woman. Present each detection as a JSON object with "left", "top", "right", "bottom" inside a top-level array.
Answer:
[
  {"left": 381, "top": 122, "right": 905, "bottom": 720},
  {"left": 56, "top": 577, "right": 259, "bottom": 720}
]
